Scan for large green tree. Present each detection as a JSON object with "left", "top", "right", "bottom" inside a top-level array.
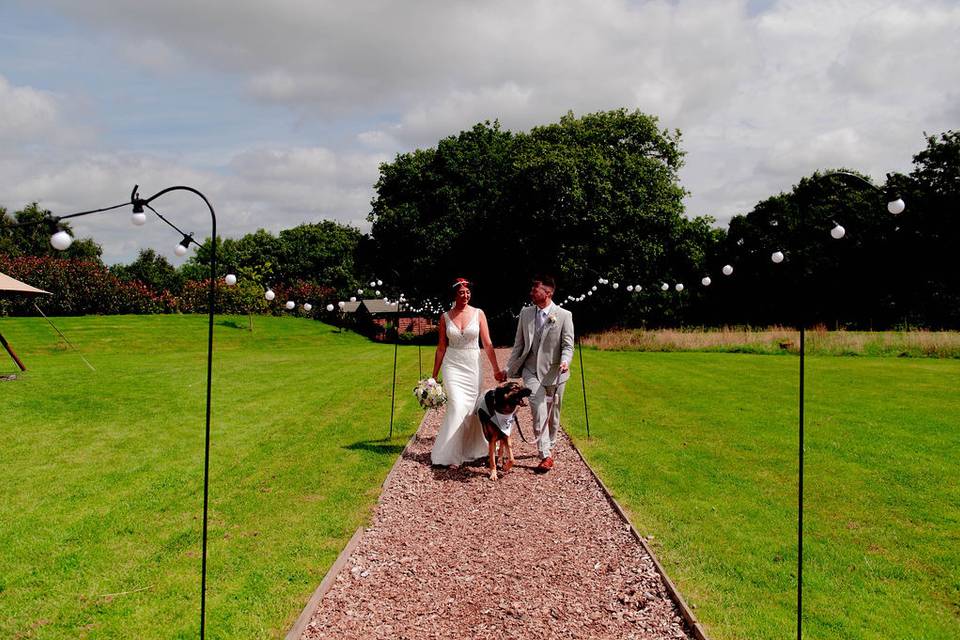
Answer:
[
  {"left": 111, "top": 249, "right": 184, "bottom": 294},
  {"left": 893, "top": 130, "right": 960, "bottom": 327},
  {"left": 369, "top": 109, "right": 712, "bottom": 332},
  {"left": 0, "top": 203, "right": 103, "bottom": 261},
  {"left": 276, "top": 221, "right": 362, "bottom": 290},
  {"left": 181, "top": 221, "right": 362, "bottom": 295},
  {"left": 713, "top": 170, "right": 898, "bottom": 328},
  {"left": 709, "top": 130, "right": 960, "bottom": 329}
]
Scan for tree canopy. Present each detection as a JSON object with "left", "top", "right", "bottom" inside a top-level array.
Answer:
[
  {"left": 110, "top": 249, "right": 183, "bottom": 294},
  {"left": 3, "top": 119, "right": 959, "bottom": 330},
  {"left": 182, "top": 221, "right": 362, "bottom": 291},
  {"left": 368, "top": 109, "right": 718, "bottom": 332},
  {"left": 704, "top": 131, "right": 960, "bottom": 329},
  {"left": 1, "top": 203, "right": 103, "bottom": 262}
]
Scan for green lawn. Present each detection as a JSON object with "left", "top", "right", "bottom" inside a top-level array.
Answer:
[
  {"left": 5, "top": 318, "right": 958, "bottom": 639},
  {"left": 562, "top": 350, "right": 960, "bottom": 640},
  {"left": 1, "top": 315, "right": 424, "bottom": 639}
]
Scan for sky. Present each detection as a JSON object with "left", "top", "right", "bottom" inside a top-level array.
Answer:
[{"left": 1, "top": 0, "right": 957, "bottom": 264}]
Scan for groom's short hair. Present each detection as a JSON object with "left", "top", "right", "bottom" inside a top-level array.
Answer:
[{"left": 533, "top": 274, "right": 556, "bottom": 292}]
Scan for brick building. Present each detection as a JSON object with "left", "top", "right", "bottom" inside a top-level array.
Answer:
[{"left": 341, "top": 299, "right": 438, "bottom": 340}]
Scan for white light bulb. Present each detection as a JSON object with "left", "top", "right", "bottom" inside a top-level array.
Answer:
[
  {"left": 702, "top": 277, "right": 712, "bottom": 286},
  {"left": 131, "top": 211, "right": 147, "bottom": 226},
  {"left": 634, "top": 285, "right": 641, "bottom": 292},
  {"left": 722, "top": 265, "right": 734, "bottom": 276},
  {"left": 285, "top": 300, "right": 295, "bottom": 310},
  {"left": 626, "top": 285, "right": 634, "bottom": 292},
  {"left": 598, "top": 277, "right": 604, "bottom": 283},
  {"left": 771, "top": 251, "right": 785, "bottom": 264},
  {"left": 375, "top": 290, "right": 381, "bottom": 296},
  {"left": 369, "top": 281, "right": 376, "bottom": 287},
  {"left": 357, "top": 288, "right": 363, "bottom": 294},
  {"left": 588, "top": 290, "right": 593, "bottom": 296},
  {"left": 675, "top": 283, "right": 684, "bottom": 292},
  {"left": 350, "top": 296, "right": 356, "bottom": 302},
  {"left": 303, "top": 303, "right": 312, "bottom": 312},
  {"left": 661, "top": 283, "right": 669, "bottom": 291},
  {"left": 592, "top": 285, "right": 598, "bottom": 291},
  {"left": 612, "top": 283, "right": 619, "bottom": 289},
  {"left": 327, "top": 304, "right": 336, "bottom": 312},
  {"left": 338, "top": 301, "right": 345, "bottom": 308},
  {"left": 830, "top": 224, "right": 846, "bottom": 239},
  {"left": 887, "top": 198, "right": 905, "bottom": 215},
  {"left": 50, "top": 230, "right": 73, "bottom": 251},
  {"left": 377, "top": 279, "right": 383, "bottom": 286},
  {"left": 265, "top": 289, "right": 275, "bottom": 301},
  {"left": 174, "top": 243, "right": 188, "bottom": 257},
  {"left": 224, "top": 274, "right": 237, "bottom": 286}
]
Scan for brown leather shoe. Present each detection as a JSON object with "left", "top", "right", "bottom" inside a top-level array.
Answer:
[{"left": 536, "top": 457, "right": 554, "bottom": 473}]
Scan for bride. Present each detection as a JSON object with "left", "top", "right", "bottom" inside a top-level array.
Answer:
[{"left": 430, "top": 278, "right": 506, "bottom": 468}]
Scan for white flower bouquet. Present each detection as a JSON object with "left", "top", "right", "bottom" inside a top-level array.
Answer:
[{"left": 414, "top": 378, "right": 447, "bottom": 410}]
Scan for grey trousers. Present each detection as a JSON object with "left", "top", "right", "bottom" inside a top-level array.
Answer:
[{"left": 522, "top": 368, "right": 566, "bottom": 460}]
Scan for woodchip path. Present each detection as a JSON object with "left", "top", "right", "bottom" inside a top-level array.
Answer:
[{"left": 295, "top": 350, "right": 699, "bottom": 640}]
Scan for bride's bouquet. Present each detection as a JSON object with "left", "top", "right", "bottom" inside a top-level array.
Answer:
[{"left": 414, "top": 378, "right": 447, "bottom": 410}]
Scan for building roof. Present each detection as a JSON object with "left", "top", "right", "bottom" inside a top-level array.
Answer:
[
  {"left": 339, "top": 299, "right": 400, "bottom": 314},
  {"left": 360, "top": 299, "right": 400, "bottom": 314}
]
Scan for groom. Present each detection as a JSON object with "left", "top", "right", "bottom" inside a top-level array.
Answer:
[{"left": 506, "top": 275, "right": 575, "bottom": 473}]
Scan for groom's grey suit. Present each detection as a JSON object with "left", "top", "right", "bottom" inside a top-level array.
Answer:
[{"left": 506, "top": 303, "right": 575, "bottom": 460}]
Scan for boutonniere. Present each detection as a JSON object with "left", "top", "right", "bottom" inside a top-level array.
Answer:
[{"left": 547, "top": 313, "right": 558, "bottom": 325}]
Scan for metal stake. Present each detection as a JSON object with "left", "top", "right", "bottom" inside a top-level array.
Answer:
[{"left": 577, "top": 334, "right": 590, "bottom": 439}]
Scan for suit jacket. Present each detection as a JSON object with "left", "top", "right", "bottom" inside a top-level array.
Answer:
[{"left": 506, "top": 304, "right": 575, "bottom": 385}]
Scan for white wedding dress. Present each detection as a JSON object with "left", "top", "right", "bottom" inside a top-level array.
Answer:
[{"left": 431, "top": 309, "right": 489, "bottom": 466}]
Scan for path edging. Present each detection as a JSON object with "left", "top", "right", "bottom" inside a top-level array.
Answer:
[
  {"left": 284, "top": 425, "right": 422, "bottom": 640},
  {"left": 566, "top": 434, "right": 712, "bottom": 640}
]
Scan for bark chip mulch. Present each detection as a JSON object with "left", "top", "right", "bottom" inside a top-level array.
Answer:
[{"left": 300, "top": 352, "right": 694, "bottom": 640}]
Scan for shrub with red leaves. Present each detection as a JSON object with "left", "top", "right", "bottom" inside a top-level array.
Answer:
[{"left": 0, "top": 256, "right": 341, "bottom": 317}]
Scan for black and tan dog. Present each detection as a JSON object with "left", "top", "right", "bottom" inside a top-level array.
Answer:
[{"left": 477, "top": 381, "right": 533, "bottom": 480}]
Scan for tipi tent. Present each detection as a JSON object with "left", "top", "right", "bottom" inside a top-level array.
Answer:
[{"left": 0, "top": 271, "right": 51, "bottom": 371}]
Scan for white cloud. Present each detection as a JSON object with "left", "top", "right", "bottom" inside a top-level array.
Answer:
[
  {"left": 679, "top": 0, "right": 960, "bottom": 222},
  {"left": 6, "top": 0, "right": 959, "bottom": 258},
  {"left": 0, "top": 145, "right": 384, "bottom": 263},
  {"left": 0, "top": 75, "right": 62, "bottom": 142},
  {"left": 118, "top": 38, "right": 187, "bottom": 74}
]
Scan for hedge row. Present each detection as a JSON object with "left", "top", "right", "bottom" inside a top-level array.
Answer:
[{"left": 0, "top": 256, "right": 336, "bottom": 317}]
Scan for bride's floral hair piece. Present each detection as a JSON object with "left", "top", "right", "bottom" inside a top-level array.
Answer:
[{"left": 451, "top": 277, "right": 471, "bottom": 290}]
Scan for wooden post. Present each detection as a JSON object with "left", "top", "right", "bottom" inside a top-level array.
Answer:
[{"left": 0, "top": 332, "right": 26, "bottom": 371}]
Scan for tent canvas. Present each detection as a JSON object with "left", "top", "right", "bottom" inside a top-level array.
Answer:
[
  {"left": 0, "top": 271, "right": 51, "bottom": 371},
  {"left": 0, "top": 271, "right": 51, "bottom": 295}
]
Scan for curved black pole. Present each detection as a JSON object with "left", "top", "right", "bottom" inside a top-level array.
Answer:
[
  {"left": 385, "top": 269, "right": 405, "bottom": 440},
  {"left": 793, "top": 171, "right": 891, "bottom": 640},
  {"left": 797, "top": 192, "right": 806, "bottom": 640},
  {"left": 139, "top": 185, "right": 217, "bottom": 640},
  {"left": 389, "top": 298, "right": 401, "bottom": 439},
  {"left": 17, "top": 185, "right": 221, "bottom": 639},
  {"left": 577, "top": 334, "right": 590, "bottom": 439}
]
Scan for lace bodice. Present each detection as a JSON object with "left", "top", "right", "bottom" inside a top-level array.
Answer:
[{"left": 444, "top": 309, "right": 480, "bottom": 350}]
